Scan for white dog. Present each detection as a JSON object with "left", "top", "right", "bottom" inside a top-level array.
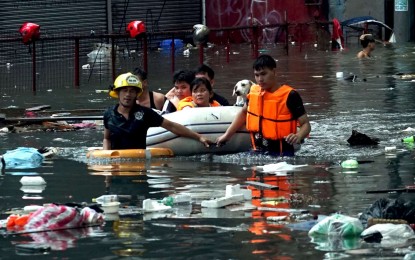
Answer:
[{"left": 233, "top": 79, "right": 254, "bottom": 106}]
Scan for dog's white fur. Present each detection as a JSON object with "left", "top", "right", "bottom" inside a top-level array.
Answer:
[{"left": 233, "top": 79, "right": 254, "bottom": 106}]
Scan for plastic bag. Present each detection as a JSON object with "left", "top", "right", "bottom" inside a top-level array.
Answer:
[
  {"left": 361, "top": 223, "right": 415, "bottom": 239},
  {"left": 361, "top": 223, "right": 415, "bottom": 247},
  {"left": 359, "top": 198, "right": 415, "bottom": 228},
  {"left": 309, "top": 233, "right": 361, "bottom": 251},
  {"left": 25, "top": 204, "right": 103, "bottom": 231},
  {"left": 2, "top": 147, "right": 44, "bottom": 169},
  {"left": 308, "top": 213, "right": 364, "bottom": 237}
]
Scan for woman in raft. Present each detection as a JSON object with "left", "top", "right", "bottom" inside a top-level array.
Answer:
[{"left": 177, "top": 77, "right": 221, "bottom": 110}]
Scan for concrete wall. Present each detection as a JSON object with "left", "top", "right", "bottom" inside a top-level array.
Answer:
[
  {"left": 343, "top": 0, "right": 384, "bottom": 21},
  {"left": 394, "top": 0, "right": 414, "bottom": 42}
]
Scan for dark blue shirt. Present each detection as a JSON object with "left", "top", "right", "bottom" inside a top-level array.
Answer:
[{"left": 104, "top": 104, "right": 164, "bottom": 149}]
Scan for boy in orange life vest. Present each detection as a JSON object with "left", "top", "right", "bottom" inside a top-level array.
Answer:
[{"left": 216, "top": 54, "right": 311, "bottom": 156}]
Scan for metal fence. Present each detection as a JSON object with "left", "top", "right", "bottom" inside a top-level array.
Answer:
[{"left": 0, "top": 21, "right": 339, "bottom": 94}]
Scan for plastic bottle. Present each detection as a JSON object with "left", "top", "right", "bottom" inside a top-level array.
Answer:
[
  {"left": 92, "top": 195, "right": 118, "bottom": 204},
  {"left": 402, "top": 136, "right": 415, "bottom": 143},
  {"left": 92, "top": 194, "right": 133, "bottom": 204},
  {"left": 159, "top": 194, "right": 191, "bottom": 206}
]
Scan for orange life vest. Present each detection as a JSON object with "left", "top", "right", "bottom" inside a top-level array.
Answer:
[
  {"left": 246, "top": 84, "right": 297, "bottom": 140},
  {"left": 177, "top": 96, "right": 221, "bottom": 110}
]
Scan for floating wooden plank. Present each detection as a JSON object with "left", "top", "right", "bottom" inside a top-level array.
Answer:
[
  {"left": 366, "top": 186, "right": 415, "bottom": 194},
  {"left": 245, "top": 181, "right": 279, "bottom": 190},
  {"left": 25, "top": 105, "right": 51, "bottom": 111},
  {"left": 37, "top": 108, "right": 105, "bottom": 116},
  {"left": 2, "top": 115, "right": 103, "bottom": 123}
]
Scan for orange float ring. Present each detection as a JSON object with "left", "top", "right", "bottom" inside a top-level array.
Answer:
[
  {"left": 86, "top": 148, "right": 174, "bottom": 159},
  {"left": 87, "top": 161, "right": 166, "bottom": 174}
]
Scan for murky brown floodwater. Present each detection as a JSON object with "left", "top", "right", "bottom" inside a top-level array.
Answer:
[{"left": 1, "top": 42, "right": 415, "bottom": 259}]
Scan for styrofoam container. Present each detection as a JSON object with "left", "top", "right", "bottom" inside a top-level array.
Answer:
[
  {"left": 20, "top": 176, "right": 46, "bottom": 186},
  {"left": 101, "top": 201, "right": 120, "bottom": 214}
]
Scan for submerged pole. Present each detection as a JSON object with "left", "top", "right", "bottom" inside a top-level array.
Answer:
[
  {"left": 32, "top": 41, "right": 36, "bottom": 92},
  {"left": 74, "top": 38, "right": 80, "bottom": 88}
]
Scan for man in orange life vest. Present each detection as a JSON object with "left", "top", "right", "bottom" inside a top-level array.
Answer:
[{"left": 216, "top": 54, "right": 311, "bottom": 156}]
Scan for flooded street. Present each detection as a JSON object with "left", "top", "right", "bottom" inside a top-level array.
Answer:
[{"left": 1, "top": 42, "right": 415, "bottom": 259}]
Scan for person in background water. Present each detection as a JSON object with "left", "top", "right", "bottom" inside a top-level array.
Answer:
[
  {"left": 103, "top": 72, "right": 212, "bottom": 149},
  {"left": 177, "top": 77, "right": 221, "bottom": 110},
  {"left": 194, "top": 64, "right": 230, "bottom": 106},
  {"left": 216, "top": 54, "right": 311, "bottom": 156},
  {"left": 162, "top": 69, "right": 195, "bottom": 114},
  {"left": 357, "top": 34, "right": 376, "bottom": 58},
  {"left": 133, "top": 67, "right": 166, "bottom": 111}
]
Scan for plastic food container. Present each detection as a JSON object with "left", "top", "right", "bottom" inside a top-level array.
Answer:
[{"left": 101, "top": 201, "right": 120, "bottom": 214}]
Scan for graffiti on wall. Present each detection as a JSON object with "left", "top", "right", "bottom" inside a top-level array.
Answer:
[
  {"left": 207, "top": 0, "right": 284, "bottom": 43},
  {"left": 206, "top": 0, "right": 324, "bottom": 44}
]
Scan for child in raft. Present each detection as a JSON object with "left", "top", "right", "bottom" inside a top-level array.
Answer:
[{"left": 176, "top": 77, "right": 221, "bottom": 110}]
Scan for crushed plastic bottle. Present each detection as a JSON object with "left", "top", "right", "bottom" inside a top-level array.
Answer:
[
  {"left": 341, "top": 159, "right": 358, "bottom": 169},
  {"left": 159, "top": 194, "right": 191, "bottom": 206},
  {"left": 402, "top": 136, "right": 415, "bottom": 143}
]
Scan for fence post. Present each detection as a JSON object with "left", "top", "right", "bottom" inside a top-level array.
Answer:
[
  {"left": 111, "top": 37, "right": 116, "bottom": 82},
  {"left": 299, "top": 24, "right": 303, "bottom": 53},
  {"left": 198, "top": 44, "right": 204, "bottom": 65},
  {"left": 285, "top": 11, "right": 289, "bottom": 55},
  {"left": 74, "top": 38, "right": 80, "bottom": 88},
  {"left": 252, "top": 25, "right": 259, "bottom": 59},
  {"left": 171, "top": 34, "right": 175, "bottom": 73},
  {"left": 32, "top": 41, "right": 36, "bottom": 92},
  {"left": 143, "top": 33, "right": 148, "bottom": 72},
  {"left": 226, "top": 30, "right": 230, "bottom": 63}
]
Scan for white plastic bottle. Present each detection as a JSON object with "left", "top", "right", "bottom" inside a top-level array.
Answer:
[{"left": 92, "top": 195, "right": 118, "bottom": 204}]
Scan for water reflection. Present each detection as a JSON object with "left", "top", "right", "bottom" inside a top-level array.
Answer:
[{"left": 1, "top": 42, "right": 415, "bottom": 258}]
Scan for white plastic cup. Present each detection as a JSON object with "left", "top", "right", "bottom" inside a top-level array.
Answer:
[
  {"left": 336, "top": 72, "right": 344, "bottom": 79},
  {"left": 385, "top": 146, "right": 397, "bottom": 152},
  {"left": 101, "top": 201, "right": 120, "bottom": 214}
]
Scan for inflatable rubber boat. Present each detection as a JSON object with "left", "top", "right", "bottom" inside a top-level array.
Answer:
[{"left": 147, "top": 106, "right": 251, "bottom": 156}]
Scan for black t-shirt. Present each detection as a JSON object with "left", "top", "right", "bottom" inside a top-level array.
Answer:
[
  {"left": 212, "top": 92, "right": 230, "bottom": 106},
  {"left": 286, "top": 90, "right": 306, "bottom": 119},
  {"left": 162, "top": 100, "right": 177, "bottom": 114},
  {"left": 104, "top": 104, "right": 164, "bottom": 149}
]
